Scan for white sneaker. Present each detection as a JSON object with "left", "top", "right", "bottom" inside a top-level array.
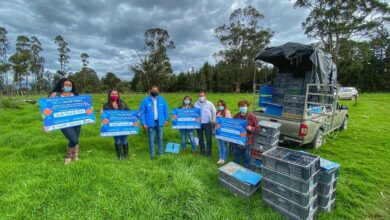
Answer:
[
  {"left": 221, "top": 160, "right": 225, "bottom": 165},
  {"left": 217, "top": 159, "right": 222, "bottom": 164}
]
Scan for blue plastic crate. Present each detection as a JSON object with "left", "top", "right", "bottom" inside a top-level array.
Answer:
[
  {"left": 260, "top": 85, "right": 273, "bottom": 95},
  {"left": 265, "top": 103, "right": 283, "bottom": 116},
  {"left": 259, "top": 95, "right": 272, "bottom": 107}
]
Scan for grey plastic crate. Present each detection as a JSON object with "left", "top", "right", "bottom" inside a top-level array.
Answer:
[
  {"left": 263, "top": 178, "right": 317, "bottom": 207},
  {"left": 284, "top": 95, "right": 305, "bottom": 103},
  {"left": 273, "top": 87, "right": 285, "bottom": 95},
  {"left": 283, "top": 107, "right": 304, "bottom": 115},
  {"left": 253, "top": 139, "right": 278, "bottom": 152},
  {"left": 255, "top": 134, "right": 280, "bottom": 146},
  {"left": 258, "top": 120, "right": 282, "bottom": 137},
  {"left": 250, "top": 157, "right": 262, "bottom": 173},
  {"left": 263, "top": 188, "right": 318, "bottom": 220},
  {"left": 262, "top": 166, "right": 318, "bottom": 194},
  {"left": 318, "top": 189, "right": 336, "bottom": 207},
  {"left": 318, "top": 168, "right": 339, "bottom": 184},
  {"left": 268, "top": 202, "right": 318, "bottom": 220},
  {"left": 319, "top": 199, "right": 335, "bottom": 213},
  {"left": 284, "top": 102, "right": 305, "bottom": 109},
  {"left": 318, "top": 179, "right": 337, "bottom": 196},
  {"left": 218, "top": 177, "right": 260, "bottom": 198},
  {"left": 219, "top": 163, "right": 261, "bottom": 195},
  {"left": 262, "top": 147, "right": 320, "bottom": 180}
]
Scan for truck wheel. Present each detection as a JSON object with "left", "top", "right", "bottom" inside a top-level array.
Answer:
[
  {"left": 339, "top": 116, "right": 349, "bottom": 131},
  {"left": 311, "top": 129, "right": 324, "bottom": 149}
]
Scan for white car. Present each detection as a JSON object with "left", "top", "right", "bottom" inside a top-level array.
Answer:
[{"left": 339, "top": 87, "right": 358, "bottom": 101}]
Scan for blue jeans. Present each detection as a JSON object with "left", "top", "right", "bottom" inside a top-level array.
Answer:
[
  {"left": 114, "top": 135, "right": 128, "bottom": 145},
  {"left": 217, "top": 139, "right": 228, "bottom": 161},
  {"left": 179, "top": 129, "right": 196, "bottom": 152},
  {"left": 147, "top": 121, "right": 163, "bottom": 157},
  {"left": 234, "top": 144, "right": 250, "bottom": 168},
  {"left": 197, "top": 123, "right": 212, "bottom": 155},
  {"left": 61, "top": 126, "right": 81, "bottom": 148}
]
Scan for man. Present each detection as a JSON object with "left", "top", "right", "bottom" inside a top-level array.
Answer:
[
  {"left": 139, "top": 86, "right": 169, "bottom": 159},
  {"left": 194, "top": 90, "right": 216, "bottom": 156}
]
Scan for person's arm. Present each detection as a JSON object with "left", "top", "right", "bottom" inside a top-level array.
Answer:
[
  {"left": 139, "top": 99, "right": 147, "bottom": 129},
  {"left": 210, "top": 102, "right": 217, "bottom": 123}
]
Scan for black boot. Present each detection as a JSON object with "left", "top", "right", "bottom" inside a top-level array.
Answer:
[
  {"left": 122, "top": 143, "right": 129, "bottom": 160},
  {"left": 115, "top": 143, "right": 123, "bottom": 160}
]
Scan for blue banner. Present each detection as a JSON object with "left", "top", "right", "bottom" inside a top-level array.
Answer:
[
  {"left": 172, "top": 108, "right": 201, "bottom": 129},
  {"left": 100, "top": 110, "right": 140, "bottom": 136},
  {"left": 39, "top": 95, "right": 96, "bottom": 132},
  {"left": 215, "top": 117, "right": 247, "bottom": 145}
]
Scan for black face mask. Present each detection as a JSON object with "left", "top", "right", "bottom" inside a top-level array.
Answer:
[{"left": 151, "top": 92, "right": 158, "bottom": 97}]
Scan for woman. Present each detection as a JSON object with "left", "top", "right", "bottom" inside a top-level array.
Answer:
[
  {"left": 103, "top": 89, "right": 130, "bottom": 160},
  {"left": 179, "top": 96, "right": 197, "bottom": 155},
  {"left": 216, "top": 100, "right": 231, "bottom": 165},
  {"left": 49, "top": 78, "right": 81, "bottom": 165},
  {"left": 232, "top": 99, "right": 259, "bottom": 168}
]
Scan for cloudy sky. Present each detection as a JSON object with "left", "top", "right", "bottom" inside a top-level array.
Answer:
[{"left": 1, "top": 0, "right": 313, "bottom": 80}]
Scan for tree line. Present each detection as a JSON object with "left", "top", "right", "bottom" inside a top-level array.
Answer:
[{"left": 0, "top": 2, "right": 389, "bottom": 95}]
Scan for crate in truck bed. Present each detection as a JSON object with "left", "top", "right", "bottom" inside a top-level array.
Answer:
[
  {"left": 253, "top": 139, "right": 278, "bottom": 152},
  {"left": 284, "top": 95, "right": 306, "bottom": 103},
  {"left": 318, "top": 179, "right": 338, "bottom": 196},
  {"left": 263, "top": 178, "right": 317, "bottom": 207},
  {"left": 263, "top": 188, "right": 318, "bottom": 220},
  {"left": 262, "top": 147, "right": 320, "bottom": 181},
  {"left": 255, "top": 134, "right": 280, "bottom": 145},
  {"left": 219, "top": 162, "right": 262, "bottom": 197},
  {"left": 258, "top": 120, "right": 282, "bottom": 137},
  {"left": 262, "top": 166, "right": 317, "bottom": 194},
  {"left": 283, "top": 101, "right": 305, "bottom": 109},
  {"left": 283, "top": 107, "right": 304, "bottom": 116}
]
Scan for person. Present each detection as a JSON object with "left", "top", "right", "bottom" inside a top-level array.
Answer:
[
  {"left": 215, "top": 100, "right": 231, "bottom": 165},
  {"left": 232, "top": 99, "right": 259, "bottom": 168},
  {"left": 139, "top": 85, "right": 169, "bottom": 160},
  {"left": 194, "top": 90, "right": 216, "bottom": 156},
  {"left": 49, "top": 78, "right": 81, "bottom": 165},
  {"left": 178, "top": 96, "right": 197, "bottom": 155},
  {"left": 103, "top": 89, "right": 130, "bottom": 160}
]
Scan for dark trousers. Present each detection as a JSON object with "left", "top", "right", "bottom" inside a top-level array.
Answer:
[
  {"left": 197, "top": 122, "right": 212, "bottom": 156},
  {"left": 61, "top": 126, "right": 81, "bottom": 148}
]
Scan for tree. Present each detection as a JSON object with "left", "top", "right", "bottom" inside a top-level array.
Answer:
[
  {"left": 215, "top": 6, "right": 273, "bottom": 92},
  {"left": 54, "top": 35, "right": 70, "bottom": 76},
  {"left": 101, "top": 72, "right": 121, "bottom": 90},
  {"left": 294, "top": 0, "right": 390, "bottom": 65},
  {"left": 0, "top": 27, "right": 10, "bottom": 93},
  {"left": 9, "top": 35, "right": 31, "bottom": 95},
  {"left": 80, "top": 52, "right": 89, "bottom": 68},
  {"left": 30, "top": 36, "right": 45, "bottom": 94},
  {"left": 68, "top": 67, "right": 101, "bottom": 93}
]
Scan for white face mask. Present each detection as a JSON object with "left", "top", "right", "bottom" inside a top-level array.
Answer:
[{"left": 199, "top": 97, "right": 206, "bottom": 102}]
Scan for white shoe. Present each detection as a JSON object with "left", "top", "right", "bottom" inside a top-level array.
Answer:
[
  {"left": 217, "top": 159, "right": 222, "bottom": 164},
  {"left": 221, "top": 160, "right": 225, "bottom": 165}
]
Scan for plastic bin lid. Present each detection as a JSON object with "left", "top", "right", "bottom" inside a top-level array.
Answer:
[
  {"left": 259, "top": 120, "right": 282, "bottom": 129},
  {"left": 219, "top": 162, "right": 262, "bottom": 185},
  {"left": 320, "top": 158, "right": 340, "bottom": 171}
]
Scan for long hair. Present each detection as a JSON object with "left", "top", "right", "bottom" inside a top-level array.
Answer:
[
  {"left": 52, "top": 78, "right": 78, "bottom": 95},
  {"left": 106, "top": 89, "right": 124, "bottom": 109},
  {"left": 217, "top": 99, "right": 228, "bottom": 117},
  {"left": 182, "top": 95, "right": 193, "bottom": 107}
]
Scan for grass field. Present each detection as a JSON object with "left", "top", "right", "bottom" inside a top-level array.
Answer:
[{"left": 0, "top": 93, "right": 389, "bottom": 219}]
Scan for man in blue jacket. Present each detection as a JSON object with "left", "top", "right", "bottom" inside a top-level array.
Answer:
[{"left": 139, "top": 85, "right": 169, "bottom": 159}]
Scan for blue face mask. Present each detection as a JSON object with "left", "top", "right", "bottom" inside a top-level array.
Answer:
[
  {"left": 63, "top": 86, "right": 72, "bottom": 92},
  {"left": 184, "top": 100, "right": 190, "bottom": 105},
  {"left": 240, "top": 107, "right": 248, "bottom": 114},
  {"left": 218, "top": 106, "right": 224, "bottom": 111}
]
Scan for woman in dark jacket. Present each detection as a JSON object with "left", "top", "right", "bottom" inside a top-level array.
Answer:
[{"left": 103, "top": 89, "right": 130, "bottom": 160}]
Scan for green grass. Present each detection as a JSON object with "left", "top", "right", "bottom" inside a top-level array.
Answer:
[{"left": 0, "top": 93, "right": 389, "bottom": 219}]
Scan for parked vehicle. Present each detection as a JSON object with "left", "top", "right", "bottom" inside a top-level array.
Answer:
[
  {"left": 253, "top": 42, "right": 349, "bottom": 148},
  {"left": 339, "top": 87, "right": 358, "bottom": 101}
]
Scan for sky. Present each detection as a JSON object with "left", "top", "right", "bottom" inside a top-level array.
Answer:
[{"left": 0, "top": 0, "right": 313, "bottom": 80}]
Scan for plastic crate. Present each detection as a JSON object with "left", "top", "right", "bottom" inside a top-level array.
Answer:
[
  {"left": 273, "top": 87, "right": 285, "bottom": 95},
  {"left": 250, "top": 148, "right": 263, "bottom": 159},
  {"left": 283, "top": 102, "right": 305, "bottom": 109},
  {"left": 250, "top": 157, "right": 262, "bottom": 173},
  {"left": 255, "top": 134, "right": 280, "bottom": 146},
  {"left": 318, "top": 189, "right": 336, "bottom": 207},
  {"left": 262, "top": 166, "right": 318, "bottom": 194},
  {"left": 263, "top": 188, "right": 318, "bottom": 220},
  {"left": 218, "top": 177, "right": 260, "bottom": 198},
  {"left": 283, "top": 107, "right": 304, "bottom": 116},
  {"left": 284, "top": 95, "right": 305, "bottom": 103},
  {"left": 260, "top": 85, "right": 273, "bottom": 95},
  {"left": 318, "top": 179, "right": 338, "bottom": 196},
  {"left": 318, "top": 158, "right": 341, "bottom": 184},
  {"left": 263, "top": 178, "right": 317, "bottom": 207},
  {"left": 262, "top": 147, "right": 320, "bottom": 181},
  {"left": 253, "top": 139, "right": 278, "bottom": 152},
  {"left": 287, "top": 88, "right": 304, "bottom": 95},
  {"left": 267, "top": 202, "right": 318, "bottom": 220},
  {"left": 258, "top": 121, "right": 282, "bottom": 137},
  {"left": 319, "top": 199, "right": 335, "bottom": 213},
  {"left": 265, "top": 103, "right": 283, "bottom": 117},
  {"left": 259, "top": 95, "right": 272, "bottom": 107},
  {"left": 219, "top": 163, "right": 261, "bottom": 195}
]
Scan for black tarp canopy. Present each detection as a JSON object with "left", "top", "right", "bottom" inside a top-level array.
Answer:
[{"left": 255, "top": 42, "right": 337, "bottom": 84}]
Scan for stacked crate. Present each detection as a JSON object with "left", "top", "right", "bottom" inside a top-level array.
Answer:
[
  {"left": 317, "top": 158, "right": 340, "bottom": 212},
  {"left": 272, "top": 73, "right": 292, "bottom": 104},
  {"left": 262, "top": 147, "right": 320, "bottom": 220},
  {"left": 250, "top": 121, "right": 281, "bottom": 173},
  {"left": 219, "top": 162, "right": 262, "bottom": 198}
]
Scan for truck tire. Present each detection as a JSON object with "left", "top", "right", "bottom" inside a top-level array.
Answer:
[
  {"left": 311, "top": 129, "right": 324, "bottom": 149},
  {"left": 339, "top": 116, "right": 349, "bottom": 131}
]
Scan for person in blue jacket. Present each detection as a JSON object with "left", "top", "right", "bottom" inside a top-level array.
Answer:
[{"left": 139, "top": 85, "right": 169, "bottom": 159}]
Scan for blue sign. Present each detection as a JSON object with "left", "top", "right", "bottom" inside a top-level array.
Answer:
[
  {"left": 100, "top": 110, "right": 140, "bottom": 136},
  {"left": 220, "top": 162, "right": 262, "bottom": 185},
  {"left": 172, "top": 108, "right": 201, "bottom": 129},
  {"left": 39, "top": 95, "right": 96, "bottom": 132},
  {"left": 215, "top": 117, "right": 247, "bottom": 145},
  {"left": 165, "top": 142, "right": 180, "bottom": 154}
]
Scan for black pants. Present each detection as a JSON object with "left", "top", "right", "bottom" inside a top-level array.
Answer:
[
  {"left": 61, "top": 125, "right": 81, "bottom": 148},
  {"left": 197, "top": 123, "right": 212, "bottom": 156}
]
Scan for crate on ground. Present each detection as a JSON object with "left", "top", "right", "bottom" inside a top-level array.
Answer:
[
  {"left": 262, "top": 166, "right": 317, "bottom": 194},
  {"left": 262, "top": 147, "right": 320, "bottom": 180},
  {"left": 219, "top": 162, "right": 262, "bottom": 197},
  {"left": 253, "top": 139, "right": 278, "bottom": 152},
  {"left": 263, "top": 178, "right": 317, "bottom": 207},
  {"left": 318, "top": 179, "right": 338, "bottom": 196},
  {"left": 250, "top": 147, "right": 263, "bottom": 159},
  {"left": 319, "top": 199, "right": 336, "bottom": 213},
  {"left": 258, "top": 120, "right": 281, "bottom": 137},
  {"left": 255, "top": 134, "right": 280, "bottom": 145},
  {"left": 250, "top": 157, "right": 262, "bottom": 173},
  {"left": 318, "top": 158, "right": 340, "bottom": 184},
  {"left": 318, "top": 189, "right": 336, "bottom": 207},
  {"left": 263, "top": 188, "right": 318, "bottom": 220}
]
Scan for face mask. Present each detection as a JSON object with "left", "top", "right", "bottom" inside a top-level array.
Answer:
[
  {"left": 151, "top": 92, "right": 158, "bottom": 97},
  {"left": 184, "top": 100, "right": 190, "bottom": 105},
  {"left": 199, "top": 97, "right": 206, "bottom": 102},
  {"left": 240, "top": 107, "right": 248, "bottom": 114},
  {"left": 110, "top": 95, "right": 118, "bottom": 101},
  {"left": 63, "top": 86, "right": 72, "bottom": 92},
  {"left": 218, "top": 106, "right": 224, "bottom": 111}
]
